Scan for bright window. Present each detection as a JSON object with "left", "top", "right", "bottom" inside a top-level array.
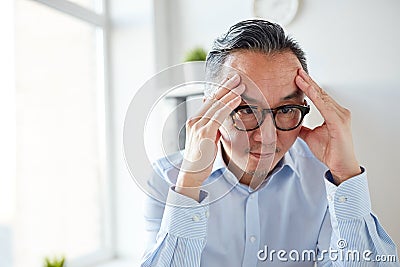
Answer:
[
  {"left": 67, "top": 0, "right": 102, "bottom": 12},
  {"left": 10, "top": 0, "right": 111, "bottom": 266}
]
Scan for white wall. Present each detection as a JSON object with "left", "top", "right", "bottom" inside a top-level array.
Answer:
[
  {"left": 0, "top": 1, "right": 15, "bottom": 267},
  {"left": 155, "top": 0, "right": 400, "bottom": 251}
]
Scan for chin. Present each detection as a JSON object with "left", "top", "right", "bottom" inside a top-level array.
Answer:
[{"left": 245, "top": 160, "right": 272, "bottom": 174}]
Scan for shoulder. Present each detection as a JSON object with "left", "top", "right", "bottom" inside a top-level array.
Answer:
[
  {"left": 144, "top": 151, "right": 184, "bottom": 203},
  {"left": 152, "top": 151, "right": 184, "bottom": 184}
]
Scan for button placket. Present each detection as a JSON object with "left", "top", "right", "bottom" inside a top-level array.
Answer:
[{"left": 242, "top": 192, "right": 260, "bottom": 266}]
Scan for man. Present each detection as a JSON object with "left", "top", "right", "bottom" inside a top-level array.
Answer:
[{"left": 141, "top": 19, "right": 399, "bottom": 266}]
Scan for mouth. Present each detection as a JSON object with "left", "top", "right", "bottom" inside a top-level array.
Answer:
[{"left": 249, "top": 152, "right": 275, "bottom": 159}]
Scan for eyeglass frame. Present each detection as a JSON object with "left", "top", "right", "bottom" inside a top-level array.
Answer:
[{"left": 230, "top": 103, "right": 310, "bottom": 132}]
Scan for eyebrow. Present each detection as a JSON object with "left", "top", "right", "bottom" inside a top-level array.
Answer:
[
  {"left": 280, "top": 89, "right": 302, "bottom": 101},
  {"left": 241, "top": 94, "right": 258, "bottom": 103},
  {"left": 241, "top": 89, "right": 302, "bottom": 104}
]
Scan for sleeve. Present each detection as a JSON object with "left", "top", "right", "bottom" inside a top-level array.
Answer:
[
  {"left": 140, "top": 186, "right": 209, "bottom": 267},
  {"left": 317, "top": 168, "right": 399, "bottom": 266}
]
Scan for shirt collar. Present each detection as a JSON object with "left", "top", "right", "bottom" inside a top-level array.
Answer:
[
  {"left": 211, "top": 141, "right": 228, "bottom": 173},
  {"left": 211, "top": 142, "right": 300, "bottom": 191},
  {"left": 210, "top": 141, "right": 300, "bottom": 187},
  {"left": 279, "top": 146, "right": 300, "bottom": 178}
]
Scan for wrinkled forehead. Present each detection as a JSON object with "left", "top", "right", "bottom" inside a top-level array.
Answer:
[
  {"left": 239, "top": 75, "right": 303, "bottom": 107},
  {"left": 207, "top": 51, "right": 303, "bottom": 107}
]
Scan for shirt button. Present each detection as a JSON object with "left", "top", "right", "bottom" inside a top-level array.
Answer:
[
  {"left": 327, "top": 194, "right": 333, "bottom": 202},
  {"left": 192, "top": 214, "right": 200, "bottom": 222},
  {"left": 338, "top": 196, "right": 347, "bottom": 203},
  {"left": 250, "top": 235, "right": 256, "bottom": 243}
]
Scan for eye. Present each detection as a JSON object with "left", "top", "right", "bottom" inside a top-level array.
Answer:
[
  {"left": 278, "top": 106, "right": 295, "bottom": 114},
  {"left": 241, "top": 107, "right": 254, "bottom": 114},
  {"left": 240, "top": 107, "right": 256, "bottom": 115}
]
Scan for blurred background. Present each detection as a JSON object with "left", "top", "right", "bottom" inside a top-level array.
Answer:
[{"left": 0, "top": 0, "right": 399, "bottom": 266}]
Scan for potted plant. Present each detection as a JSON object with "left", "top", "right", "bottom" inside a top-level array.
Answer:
[
  {"left": 184, "top": 47, "right": 207, "bottom": 62},
  {"left": 182, "top": 47, "right": 208, "bottom": 81},
  {"left": 43, "top": 256, "right": 65, "bottom": 267}
]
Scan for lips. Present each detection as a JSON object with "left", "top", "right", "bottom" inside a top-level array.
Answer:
[{"left": 249, "top": 152, "right": 274, "bottom": 159}]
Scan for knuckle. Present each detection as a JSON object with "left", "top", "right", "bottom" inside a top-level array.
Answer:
[
  {"left": 319, "top": 90, "right": 330, "bottom": 102},
  {"left": 186, "top": 117, "right": 197, "bottom": 127},
  {"left": 342, "top": 108, "right": 352, "bottom": 124},
  {"left": 197, "top": 126, "right": 210, "bottom": 138},
  {"left": 343, "top": 107, "right": 351, "bottom": 117},
  {"left": 215, "top": 84, "right": 227, "bottom": 95},
  {"left": 310, "top": 85, "right": 320, "bottom": 99},
  {"left": 192, "top": 122, "right": 203, "bottom": 132},
  {"left": 323, "top": 101, "right": 335, "bottom": 111},
  {"left": 211, "top": 100, "right": 222, "bottom": 109},
  {"left": 213, "top": 109, "right": 223, "bottom": 118}
]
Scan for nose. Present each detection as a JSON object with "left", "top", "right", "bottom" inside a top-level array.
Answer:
[{"left": 250, "top": 114, "right": 276, "bottom": 143}]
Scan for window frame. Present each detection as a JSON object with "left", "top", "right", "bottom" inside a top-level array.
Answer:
[{"left": 25, "top": 0, "right": 115, "bottom": 266}]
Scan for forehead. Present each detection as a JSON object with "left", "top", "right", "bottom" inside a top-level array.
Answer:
[{"left": 225, "top": 50, "right": 302, "bottom": 106}]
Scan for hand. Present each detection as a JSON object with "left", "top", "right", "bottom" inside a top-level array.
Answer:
[
  {"left": 176, "top": 74, "right": 245, "bottom": 200},
  {"left": 295, "top": 69, "right": 361, "bottom": 185}
]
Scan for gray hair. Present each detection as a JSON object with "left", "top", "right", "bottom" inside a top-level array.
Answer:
[{"left": 205, "top": 19, "right": 308, "bottom": 95}]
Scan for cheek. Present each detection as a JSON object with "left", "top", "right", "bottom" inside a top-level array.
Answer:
[
  {"left": 276, "top": 129, "right": 301, "bottom": 152},
  {"left": 220, "top": 122, "right": 250, "bottom": 151}
]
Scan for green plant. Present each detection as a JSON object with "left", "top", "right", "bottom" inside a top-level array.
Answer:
[
  {"left": 43, "top": 256, "right": 65, "bottom": 267},
  {"left": 184, "top": 47, "right": 207, "bottom": 62}
]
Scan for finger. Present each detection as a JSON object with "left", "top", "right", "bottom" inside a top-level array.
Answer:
[
  {"left": 202, "top": 77, "right": 229, "bottom": 102},
  {"left": 203, "top": 77, "right": 229, "bottom": 101},
  {"left": 196, "top": 74, "right": 242, "bottom": 119},
  {"left": 198, "top": 84, "right": 244, "bottom": 127},
  {"left": 194, "top": 82, "right": 245, "bottom": 127},
  {"left": 205, "top": 81, "right": 245, "bottom": 116},
  {"left": 189, "top": 84, "right": 246, "bottom": 133},
  {"left": 295, "top": 69, "right": 347, "bottom": 123},
  {"left": 296, "top": 69, "right": 336, "bottom": 107},
  {"left": 204, "top": 94, "right": 242, "bottom": 134},
  {"left": 209, "top": 73, "right": 241, "bottom": 101},
  {"left": 297, "top": 69, "right": 347, "bottom": 111}
]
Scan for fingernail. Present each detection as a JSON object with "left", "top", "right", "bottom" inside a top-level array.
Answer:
[
  {"left": 233, "top": 83, "right": 245, "bottom": 92},
  {"left": 300, "top": 69, "right": 308, "bottom": 76},
  {"left": 230, "top": 73, "right": 240, "bottom": 82}
]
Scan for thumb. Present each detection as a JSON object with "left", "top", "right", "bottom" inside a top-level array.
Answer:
[{"left": 298, "top": 125, "right": 312, "bottom": 141}]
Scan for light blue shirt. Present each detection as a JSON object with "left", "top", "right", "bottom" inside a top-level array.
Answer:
[{"left": 141, "top": 138, "right": 399, "bottom": 266}]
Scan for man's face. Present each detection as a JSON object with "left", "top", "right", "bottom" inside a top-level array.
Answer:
[{"left": 219, "top": 50, "right": 305, "bottom": 182}]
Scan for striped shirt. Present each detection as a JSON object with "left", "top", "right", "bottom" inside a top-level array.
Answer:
[{"left": 141, "top": 138, "right": 399, "bottom": 266}]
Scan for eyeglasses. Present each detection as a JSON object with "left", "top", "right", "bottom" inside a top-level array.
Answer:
[{"left": 230, "top": 104, "right": 310, "bottom": 131}]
